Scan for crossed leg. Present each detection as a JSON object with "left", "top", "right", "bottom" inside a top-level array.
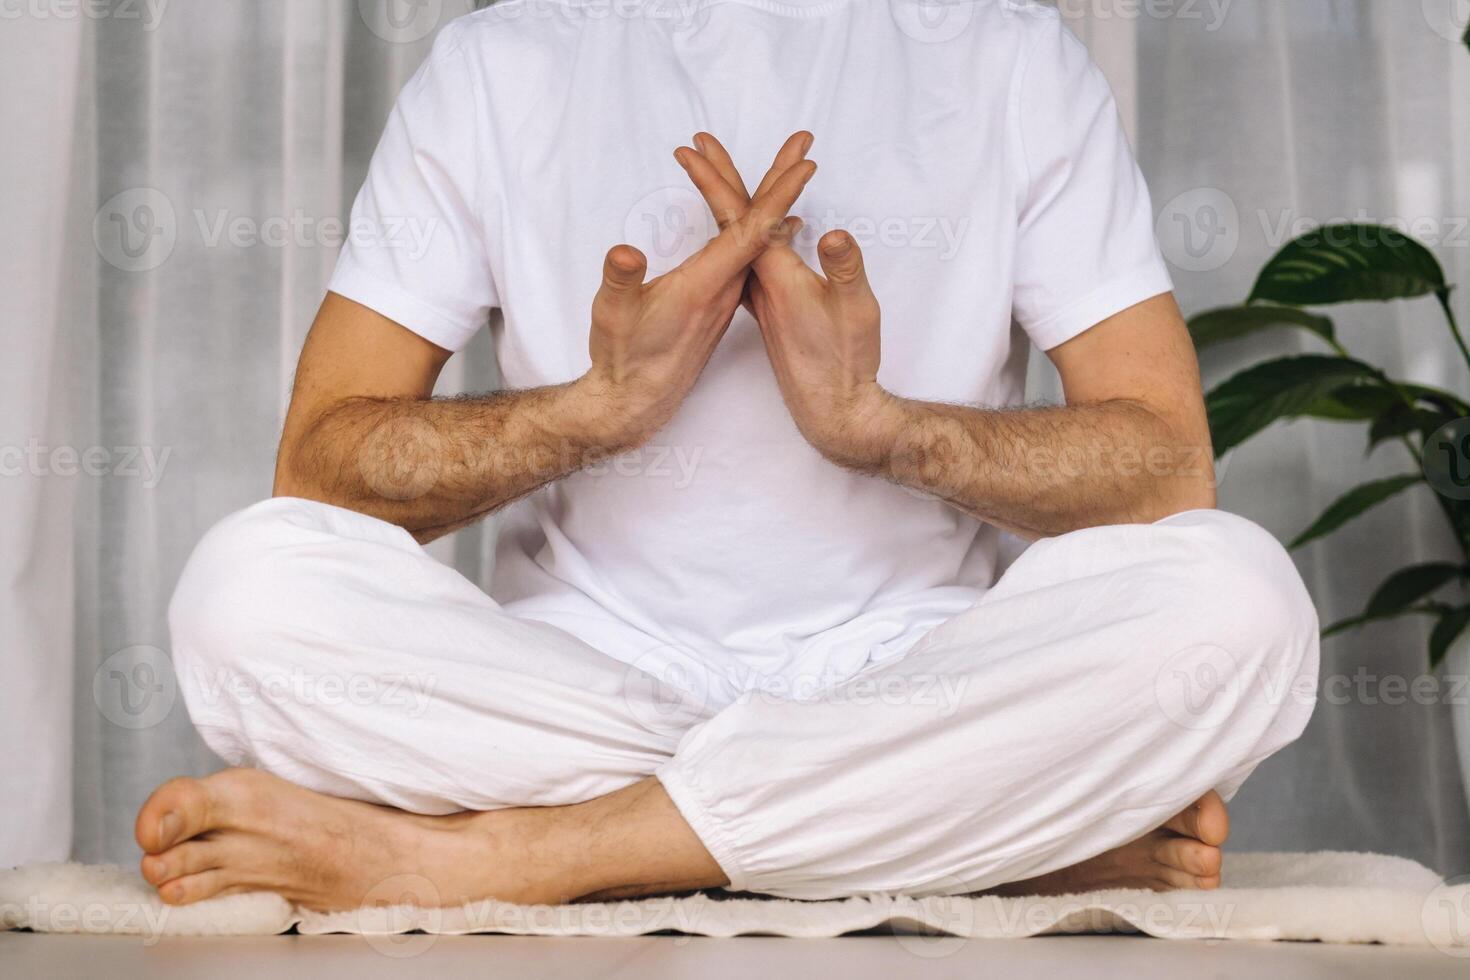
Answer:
[{"left": 137, "top": 498, "right": 1317, "bottom": 908}]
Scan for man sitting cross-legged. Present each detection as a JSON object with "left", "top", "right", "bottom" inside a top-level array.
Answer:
[{"left": 136, "top": 2, "right": 1318, "bottom": 910}]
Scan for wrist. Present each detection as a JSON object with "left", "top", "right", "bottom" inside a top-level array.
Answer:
[
  {"left": 562, "top": 370, "right": 663, "bottom": 457},
  {"left": 808, "top": 383, "right": 909, "bottom": 474}
]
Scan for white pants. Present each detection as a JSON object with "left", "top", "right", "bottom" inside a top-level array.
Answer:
[{"left": 169, "top": 498, "right": 1319, "bottom": 899}]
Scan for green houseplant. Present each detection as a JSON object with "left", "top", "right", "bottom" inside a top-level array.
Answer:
[{"left": 1188, "top": 223, "right": 1470, "bottom": 666}]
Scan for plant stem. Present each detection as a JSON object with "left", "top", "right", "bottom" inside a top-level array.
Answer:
[
  {"left": 1324, "top": 335, "right": 1427, "bottom": 468},
  {"left": 1438, "top": 289, "right": 1470, "bottom": 374},
  {"left": 1430, "top": 289, "right": 1470, "bottom": 559}
]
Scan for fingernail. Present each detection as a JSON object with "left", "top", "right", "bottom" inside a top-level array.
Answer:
[
  {"left": 801, "top": 132, "right": 814, "bottom": 154},
  {"left": 157, "top": 812, "right": 181, "bottom": 849},
  {"left": 803, "top": 162, "right": 817, "bottom": 183},
  {"left": 673, "top": 148, "right": 688, "bottom": 167},
  {"left": 824, "top": 235, "right": 850, "bottom": 257}
]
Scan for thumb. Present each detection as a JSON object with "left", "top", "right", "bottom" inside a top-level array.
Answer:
[
  {"left": 817, "top": 231, "right": 870, "bottom": 296},
  {"left": 599, "top": 244, "right": 648, "bottom": 303}
]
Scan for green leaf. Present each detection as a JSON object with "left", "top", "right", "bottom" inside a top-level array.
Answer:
[
  {"left": 1366, "top": 563, "right": 1464, "bottom": 617},
  {"left": 1188, "top": 305, "right": 1335, "bottom": 351},
  {"left": 1206, "top": 355, "right": 1382, "bottom": 455},
  {"left": 1368, "top": 403, "right": 1449, "bottom": 450},
  {"left": 1324, "top": 607, "right": 1432, "bottom": 638},
  {"left": 1249, "top": 224, "right": 1448, "bottom": 307},
  {"left": 1289, "top": 474, "right": 1424, "bottom": 549},
  {"left": 1401, "top": 383, "right": 1470, "bottom": 418},
  {"left": 1430, "top": 605, "right": 1470, "bottom": 668},
  {"left": 1305, "top": 383, "right": 1400, "bottom": 422}
]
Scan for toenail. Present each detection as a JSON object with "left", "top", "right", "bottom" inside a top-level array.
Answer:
[{"left": 158, "top": 812, "right": 181, "bottom": 849}]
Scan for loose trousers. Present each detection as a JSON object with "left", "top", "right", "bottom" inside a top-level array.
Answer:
[{"left": 169, "top": 498, "right": 1318, "bottom": 898}]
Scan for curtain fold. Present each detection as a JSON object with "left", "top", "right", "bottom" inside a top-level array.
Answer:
[
  {"left": 1133, "top": 0, "right": 1470, "bottom": 873},
  {"left": 0, "top": 10, "right": 89, "bottom": 868},
  {"left": 2, "top": 0, "right": 1466, "bottom": 874}
]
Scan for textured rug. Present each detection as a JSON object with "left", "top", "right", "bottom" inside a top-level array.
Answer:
[{"left": 3, "top": 852, "right": 1467, "bottom": 948}]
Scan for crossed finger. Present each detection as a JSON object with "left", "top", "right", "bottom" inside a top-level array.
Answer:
[{"left": 675, "top": 131, "right": 814, "bottom": 280}]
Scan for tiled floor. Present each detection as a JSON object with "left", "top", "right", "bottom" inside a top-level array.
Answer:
[{"left": 3, "top": 932, "right": 1467, "bottom": 979}]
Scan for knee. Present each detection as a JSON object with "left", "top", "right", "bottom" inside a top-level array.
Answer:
[
  {"left": 167, "top": 499, "right": 347, "bottom": 737},
  {"left": 1168, "top": 511, "right": 1319, "bottom": 656},
  {"left": 1152, "top": 511, "right": 1320, "bottom": 740},
  {"left": 169, "top": 501, "right": 309, "bottom": 667}
]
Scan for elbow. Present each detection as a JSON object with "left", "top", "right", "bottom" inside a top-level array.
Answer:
[
  {"left": 1144, "top": 474, "right": 1217, "bottom": 523},
  {"left": 271, "top": 450, "right": 326, "bottom": 504}
]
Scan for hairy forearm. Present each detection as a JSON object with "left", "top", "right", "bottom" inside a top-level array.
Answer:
[
  {"left": 277, "top": 378, "right": 637, "bottom": 543},
  {"left": 856, "top": 394, "right": 1216, "bottom": 540}
]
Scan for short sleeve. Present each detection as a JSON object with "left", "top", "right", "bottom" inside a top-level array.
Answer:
[
  {"left": 1010, "top": 16, "right": 1173, "bottom": 352},
  {"left": 328, "top": 29, "right": 497, "bottom": 353}
]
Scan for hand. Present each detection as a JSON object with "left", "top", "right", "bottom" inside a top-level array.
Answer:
[
  {"left": 574, "top": 133, "right": 818, "bottom": 453},
  {"left": 678, "top": 132, "right": 900, "bottom": 470}
]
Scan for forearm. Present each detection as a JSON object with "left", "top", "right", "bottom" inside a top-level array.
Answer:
[
  {"left": 276, "top": 376, "right": 638, "bottom": 543},
  {"left": 857, "top": 393, "right": 1216, "bottom": 540}
]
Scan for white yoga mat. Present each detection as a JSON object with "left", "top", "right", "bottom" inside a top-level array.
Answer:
[{"left": 3, "top": 852, "right": 1468, "bottom": 949}]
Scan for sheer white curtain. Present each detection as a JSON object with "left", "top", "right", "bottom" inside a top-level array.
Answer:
[
  {"left": 2, "top": 0, "right": 496, "bottom": 867},
  {"left": 2, "top": 0, "right": 1466, "bottom": 874},
  {"left": 1125, "top": 0, "right": 1470, "bottom": 871}
]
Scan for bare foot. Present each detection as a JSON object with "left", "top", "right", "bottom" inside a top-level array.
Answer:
[
  {"left": 136, "top": 769, "right": 722, "bottom": 910},
  {"left": 990, "top": 791, "right": 1230, "bottom": 897},
  {"left": 135, "top": 769, "right": 570, "bottom": 910}
]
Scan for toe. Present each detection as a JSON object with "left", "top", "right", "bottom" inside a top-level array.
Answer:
[
  {"left": 1153, "top": 837, "right": 1222, "bottom": 891},
  {"left": 1163, "top": 790, "right": 1230, "bottom": 846},
  {"left": 1154, "top": 837, "right": 1222, "bottom": 878},
  {"left": 141, "top": 840, "right": 226, "bottom": 886},
  {"left": 1153, "top": 864, "right": 1215, "bottom": 891},
  {"left": 136, "top": 777, "right": 215, "bottom": 854},
  {"left": 158, "top": 869, "right": 231, "bottom": 906}
]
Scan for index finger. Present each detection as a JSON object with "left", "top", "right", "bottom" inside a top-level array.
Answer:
[
  {"left": 693, "top": 132, "right": 752, "bottom": 204},
  {"left": 750, "top": 131, "right": 814, "bottom": 201},
  {"left": 676, "top": 145, "right": 748, "bottom": 231},
  {"left": 691, "top": 158, "right": 817, "bottom": 282}
]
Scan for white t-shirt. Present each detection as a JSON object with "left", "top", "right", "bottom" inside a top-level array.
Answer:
[{"left": 329, "top": 0, "right": 1172, "bottom": 703}]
